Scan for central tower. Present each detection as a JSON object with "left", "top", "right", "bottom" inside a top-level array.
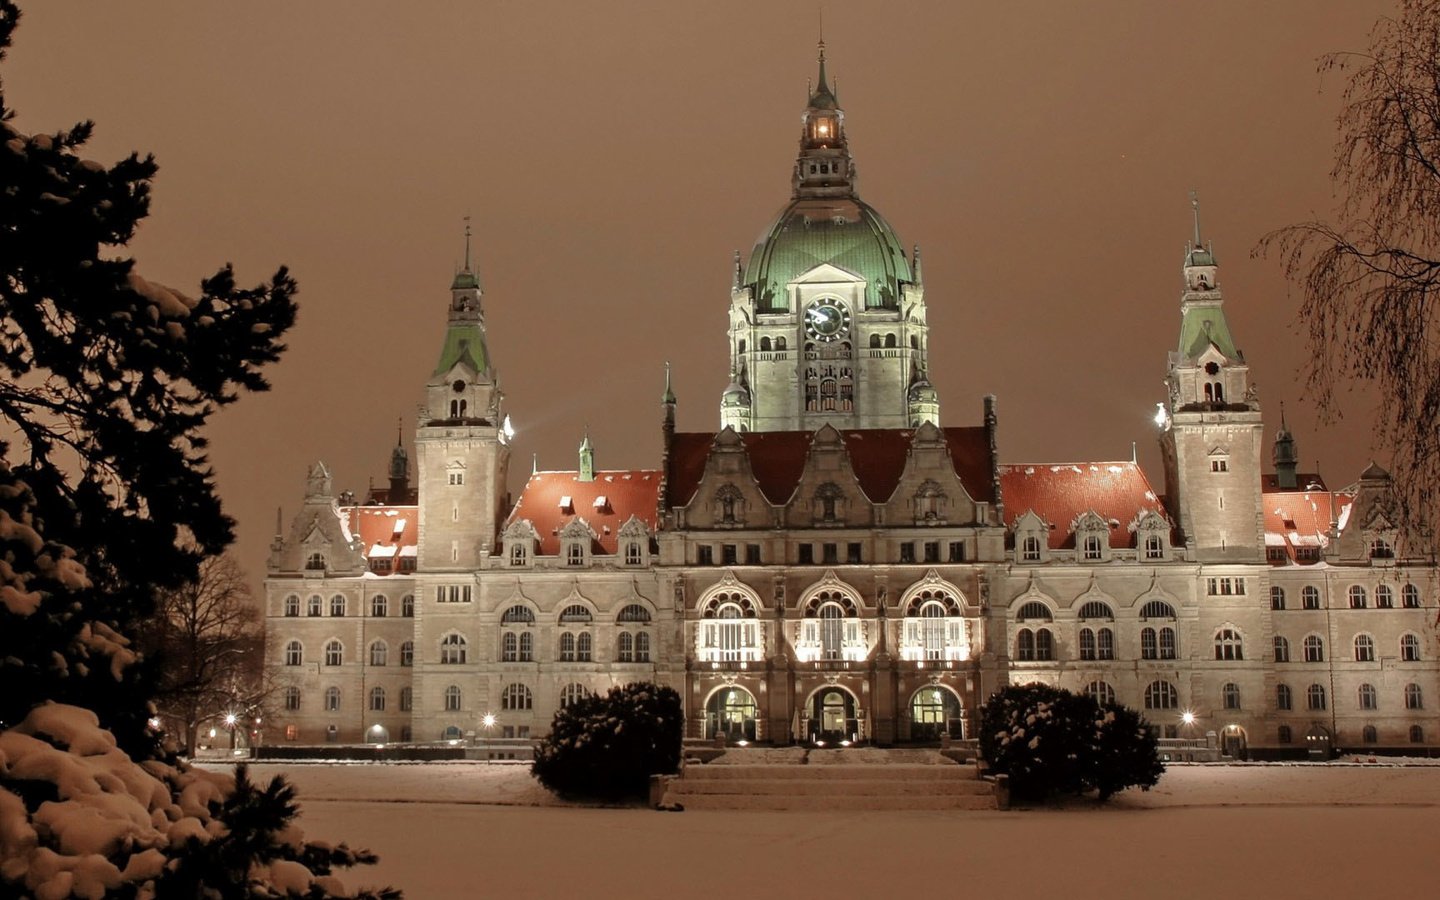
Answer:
[{"left": 721, "top": 43, "right": 938, "bottom": 433}]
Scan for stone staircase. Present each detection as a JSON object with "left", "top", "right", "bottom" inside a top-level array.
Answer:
[{"left": 658, "top": 751, "right": 998, "bottom": 811}]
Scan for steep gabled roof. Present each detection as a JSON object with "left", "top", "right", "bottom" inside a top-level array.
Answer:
[
  {"left": 999, "top": 462, "right": 1167, "bottom": 549},
  {"left": 665, "top": 427, "right": 994, "bottom": 509},
  {"left": 507, "top": 470, "right": 661, "bottom": 555},
  {"left": 1261, "top": 489, "right": 1351, "bottom": 563},
  {"left": 342, "top": 504, "right": 418, "bottom": 572}
]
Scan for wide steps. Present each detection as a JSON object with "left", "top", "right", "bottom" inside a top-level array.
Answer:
[{"left": 661, "top": 757, "right": 998, "bottom": 811}]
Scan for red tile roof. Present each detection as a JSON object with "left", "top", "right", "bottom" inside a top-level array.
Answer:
[
  {"left": 1262, "top": 489, "right": 1352, "bottom": 564},
  {"left": 1262, "top": 472, "right": 1328, "bottom": 492},
  {"left": 666, "top": 427, "right": 995, "bottom": 508},
  {"left": 343, "top": 504, "right": 418, "bottom": 573},
  {"left": 998, "top": 462, "right": 1168, "bottom": 549},
  {"left": 506, "top": 470, "right": 661, "bottom": 555}
]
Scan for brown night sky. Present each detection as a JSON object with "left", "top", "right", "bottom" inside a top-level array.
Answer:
[{"left": 4, "top": 1, "right": 1396, "bottom": 589}]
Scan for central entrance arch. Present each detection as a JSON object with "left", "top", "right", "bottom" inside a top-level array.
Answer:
[
  {"left": 908, "top": 685, "right": 963, "bottom": 741},
  {"left": 806, "top": 686, "right": 858, "bottom": 743},
  {"left": 705, "top": 686, "right": 758, "bottom": 742}
]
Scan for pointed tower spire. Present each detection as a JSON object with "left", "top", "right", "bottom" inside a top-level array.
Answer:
[
  {"left": 1273, "top": 401, "right": 1298, "bottom": 489},
  {"left": 662, "top": 360, "right": 676, "bottom": 405},
  {"left": 794, "top": 39, "right": 851, "bottom": 198},
  {"left": 912, "top": 244, "right": 924, "bottom": 285},
  {"left": 732, "top": 250, "right": 743, "bottom": 291},
  {"left": 1190, "top": 190, "right": 1202, "bottom": 248},
  {"left": 578, "top": 427, "right": 595, "bottom": 482}
]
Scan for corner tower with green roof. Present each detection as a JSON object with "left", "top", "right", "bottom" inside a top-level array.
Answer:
[
  {"left": 415, "top": 224, "right": 512, "bottom": 571},
  {"left": 1158, "top": 197, "right": 1264, "bottom": 563},
  {"left": 722, "top": 41, "right": 938, "bottom": 433}
]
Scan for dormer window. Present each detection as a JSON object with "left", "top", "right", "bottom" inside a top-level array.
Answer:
[
  {"left": 306, "top": 552, "right": 326, "bottom": 571},
  {"left": 510, "top": 543, "right": 528, "bottom": 567},
  {"left": 1083, "top": 535, "right": 1103, "bottom": 561},
  {"left": 567, "top": 543, "right": 585, "bottom": 566},
  {"left": 625, "top": 541, "right": 643, "bottom": 566},
  {"left": 1022, "top": 536, "right": 1042, "bottom": 562},
  {"left": 1370, "top": 538, "right": 1395, "bottom": 559}
]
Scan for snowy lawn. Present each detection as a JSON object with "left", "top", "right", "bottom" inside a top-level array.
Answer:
[{"left": 204, "top": 760, "right": 1440, "bottom": 899}]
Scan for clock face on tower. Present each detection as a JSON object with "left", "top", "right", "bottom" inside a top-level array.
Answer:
[{"left": 804, "top": 299, "right": 850, "bottom": 342}]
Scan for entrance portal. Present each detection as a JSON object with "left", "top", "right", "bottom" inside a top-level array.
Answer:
[
  {"left": 705, "top": 686, "right": 758, "bottom": 741},
  {"left": 1221, "top": 725, "right": 1248, "bottom": 760},
  {"left": 908, "top": 686, "right": 963, "bottom": 741},
  {"left": 808, "top": 687, "right": 857, "bottom": 743}
]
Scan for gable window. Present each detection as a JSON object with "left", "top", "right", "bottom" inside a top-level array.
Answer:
[
  {"left": 1143, "top": 535, "right": 1164, "bottom": 560},
  {"left": 1082, "top": 535, "right": 1103, "bottom": 561},
  {"left": 1021, "top": 536, "right": 1042, "bottom": 562},
  {"left": 510, "top": 543, "right": 529, "bottom": 566},
  {"left": 625, "top": 541, "right": 643, "bottom": 565},
  {"left": 1210, "top": 458, "right": 1228, "bottom": 473},
  {"left": 1370, "top": 538, "right": 1395, "bottom": 559},
  {"left": 306, "top": 552, "right": 326, "bottom": 571},
  {"left": 567, "top": 542, "right": 585, "bottom": 566}
]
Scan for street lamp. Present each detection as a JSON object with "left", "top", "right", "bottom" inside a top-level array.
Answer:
[
  {"left": 482, "top": 713, "right": 496, "bottom": 763},
  {"left": 224, "top": 713, "right": 238, "bottom": 752}
]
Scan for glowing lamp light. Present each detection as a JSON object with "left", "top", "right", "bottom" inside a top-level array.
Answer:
[
  {"left": 1154, "top": 403, "right": 1168, "bottom": 427},
  {"left": 1180, "top": 711, "right": 1196, "bottom": 726},
  {"left": 501, "top": 415, "right": 515, "bottom": 441},
  {"left": 224, "top": 713, "right": 237, "bottom": 727},
  {"left": 147, "top": 717, "right": 161, "bottom": 731},
  {"left": 840, "top": 740, "right": 852, "bottom": 747},
  {"left": 736, "top": 740, "right": 750, "bottom": 748},
  {"left": 482, "top": 714, "right": 497, "bottom": 729},
  {"left": 815, "top": 740, "right": 825, "bottom": 747}
]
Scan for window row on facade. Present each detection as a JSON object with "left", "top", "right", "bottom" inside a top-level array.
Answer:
[
  {"left": 1269, "top": 583, "right": 1424, "bottom": 610},
  {"left": 1272, "top": 633, "right": 1423, "bottom": 663}
]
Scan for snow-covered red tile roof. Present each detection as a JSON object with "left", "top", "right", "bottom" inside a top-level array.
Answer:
[
  {"left": 998, "top": 462, "right": 1168, "bottom": 549},
  {"left": 1262, "top": 488, "right": 1352, "bottom": 564},
  {"left": 507, "top": 470, "right": 660, "bottom": 555},
  {"left": 343, "top": 505, "right": 417, "bottom": 572},
  {"left": 666, "top": 427, "right": 994, "bottom": 507}
]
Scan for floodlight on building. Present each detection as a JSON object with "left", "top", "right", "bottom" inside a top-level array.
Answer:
[
  {"left": 1154, "top": 403, "right": 1168, "bottom": 428},
  {"left": 1181, "top": 711, "right": 1196, "bottom": 726}
]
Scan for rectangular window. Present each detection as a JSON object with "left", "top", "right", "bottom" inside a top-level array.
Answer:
[
  {"left": 899, "top": 543, "right": 916, "bottom": 564},
  {"left": 696, "top": 545, "right": 714, "bottom": 566},
  {"left": 822, "top": 543, "right": 838, "bottom": 565},
  {"left": 798, "top": 544, "right": 814, "bottom": 565},
  {"left": 923, "top": 541, "right": 941, "bottom": 563},
  {"left": 517, "top": 726, "right": 530, "bottom": 739},
  {"left": 948, "top": 541, "right": 965, "bottom": 563},
  {"left": 502, "top": 725, "right": 515, "bottom": 739},
  {"left": 1211, "top": 459, "right": 1228, "bottom": 473},
  {"left": 722, "top": 544, "right": 738, "bottom": 566},
  {"left": 285, "top": 725, "right": 298, "bottom": 741},
  {"left": 746, "top": 544, "right": 762, "bottom": 565},
  {"left": 1206, "top": 577, "right": 1245, "bottom": 596},
  {"left": 847, "top": 542, "right": 862, "bottom": 564},
  {"left": 436, "top": 585, "right": 473, "bottom": 603}
]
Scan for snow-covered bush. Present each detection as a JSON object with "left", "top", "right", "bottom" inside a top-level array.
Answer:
[
  {"left": 531, "top": 682, "right": 683, "bottom": 801},
  {"left": 0, "top": 703, "right": 399, "bottom": 899},
  {"left": 979, "top": 683, "right": 1163, "bottom": 802}
]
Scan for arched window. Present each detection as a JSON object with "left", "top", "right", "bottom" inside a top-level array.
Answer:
[
  {"left": 775, "top": 337, "right": 786, "bottom": 351},
  {"left": 502, "top": 632, "right": 518, "bottom": 662},
  {"left": 559, "top": 632, "right": 576, "bottom": 662},
  {"left": 1270, "top": 586, "right": 1285, "bottom": 610},
  {"left": 618, "top": 604, "right": 651, "bottom": 623},
  {"left": 559, "top": 683, "right": 589, "bottom": 708},
  {"left": 369, "top": 686, "right": 386, "bottom": 711},
  {"left": 1079, "top": 600, "right": 1114, "bottom": 620},
  {"left": 1276, "top": 683, "right": 1292, "bottom": 711},
  {"left": 323, "top": 640, "right": 343, "bottom": 667},
  {"left": 1273, "top": 636, "right": 1290, "bottom": 663},
  {"left": 819, "top": 602, "right": 845, "bottom": 660},
  {"left": 1214, "top": 628, "right": 1243, "bottom": 660},
  {"left": 1079, "top": 628, "right": 1096, "bottom": 661},
  {"left": 760, "top": 336, "right": 771, "bottom": 352},
  {"left": 869, "top": 333, "right": 881, "bottom": 348},
  {"left": 617, "top": 632, "right": 634, "bottom": 662},
  {"left": 1016, "top": 629, "right": 1034, "bottom": 661},
  {"left": 1140, "top": 600, "right": 1176, "bottom": 619},
  {"left": 369, "top": 640, "right": 388, "bottom": 667},
  {"left": 1348, "top": 585, "right": 1367, "bottom": 609},
  {"left": 1016, "top": 601, "right": 1052, "bottom": 622},
  {"left": 1021, "top": 535, "right": 1042, "bottom": 561},
  {"left": 635, "top": 631, "right": 651, "bottom": 662},
  {"left": 371, "top": 595, "right": 388, "bottom": 618},
  {"left": 1376, "top": 585, "right": 1394, "bottom": 608},
  {"left": 307, "top": 595, "right": 323, "bottom": 617},
  {"left": 444, "top": 685, "right": 462, "bottom": 712},
  {"left": 1035, "top": 628, "right": 1054, "bottom": 660},
  {"left": 559, "top": 604, "right": 593, "bottom": 623},
  {"left": 1403, "top": 584, "right": 1421, "bottom": 608},
  {"left": 576, "top": 631, "right": 593, "bottom": 662},
  {"left": 1303, "top": 635, "right": 1325, "bottom": 662},
  {"left": 1222, "top": 683, "right": 1241, "bottom": 710},
  {"left": 502, "top": 684, "right": 532, "bottom": 710},
  {"left": 1084, "top": 681, "right": 1116, "bottom": 706},
  {"left": 401, "top": 594, "right": 415, "bottom": 617},
  {"left": 1302, "top": 586, "right": 1321, "bottom": 610},
  {"left": 1144, "top": 681, "right": 1178, "bottom": 710},
  {"left": 1141, "top": 628, "right": 1158, "bottom": 660},
  {"left": 1159, "top": 627, "right": 1177, "bottom": 660},
  {"left": 1405, "top": 683, "right": 1424, "bottom": 709},
  {"left": 330, "top": 595, "right": 346, "bottom": 617},
  {"left": 1096, "top": 628, "right": 1114, "bottom": 660},
  {"left": 284, "top": 595, "right": 300, "bottom": 617},
  {"left": 324, "top": 687, "right": 340, "bottom": 711},
  {"left": 1401, "top": 634, "right": 1421, "bottom": 661},
  {"left": 1306, "top": 684, "right": 1327, "bottom": 710},
  {"left": 284, "top": 641, "right": 303, "bottom": 666},
  {"left": 283, "top": 686, "right": 301, "bottom": 711},
  {"left": 1144, "top": 534, "right": 1164, "bottom": 560},
  {"left": 1354, "top": 634, "right": 1375, "bottom": 662},
  {"left": 1358, "top": 683, "right": 1378, "bottom": 710},
  {"left": 885, "top": 333, "right": 897, "bottom": 348},
  {"left": 440, "top": 633, "right": 467, "bottom": 664},
  {"left": 1362, "top": 725, "right": 1378, "bottom": 744},
  {"left": 399, "top": 687, "right": 412, "bottom": 712},
  {"left": 400, "top": 640, "right": 413, "bottom": 667},
  {"left": 501, "top": 605, "right": 535, "bottom": 624},
  {"left": 519, "top": 632, "right": 534, "bottom": 662},
  {"left": 1082, "top": 535, "right": 1103, "bottom": 561}
]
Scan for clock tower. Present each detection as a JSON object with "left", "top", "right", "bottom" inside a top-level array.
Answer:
[{"left": 721, "top": 42, "right": 938, "bottom": 433}]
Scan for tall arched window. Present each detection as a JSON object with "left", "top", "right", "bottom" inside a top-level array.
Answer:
[
  {"left": 1303, "top": 635, "right": 1325, "bottom": 662},
  {"left": 444, "top": 685, "right": 462, "bottom": 711},
  {"left": 371, "top": 595, "right": 388, "bottom": 617},
  {"left": 1358, "top": 683, "right": 1378, "bottom": 710},
  {"left": 1144, "top": 681, "right": 1178, "bottom": 710},
  {"left": 369, "top": 640, "right": 388, "bottom": 667},
  {"left": 1214, "top": 628, "right": 1244, "bottom": 660},
  {"left": 1016, "top": 629, "right": 1036, "bottom": 661},
  {"left": 635, "top": 632, "right": 651, "bottom": 662},
  {"left": 502, "top": 684, "right": 532, "bottom": 710},
  {"left": 819, "top": 602, "right": 845, "bottom": 660},
  {"left": 284, "top": 641, "right": 303, "bottom": 666},
  {"left": 576, "top": 632, "right": 593, "bottom": 662},
  {"left": 369, "top": 686, "right": 386, "bottom": 711},
  {"left": 559, "top": 632, "right": 576, "bottom": 662},
  {"left": 440, "top": 633, "right": 467, "bottom": 664},
  {"left": 1354, "top": 634, "right": 1375, "bottom": 662},
  {"left": 284, "top": 595, "right": 300, "bottom": 617},
  {"left": 1141, "top": 628, "right": 1158, "bottom": 660},
  {"left": 1276, "top": 683, "right": 1292, "bottom": 710},
  {"left": 519, "top": 632, "right": 534, "bottom": 662},
  {"left": 323, "top": 640, "right": 343, "bottom": 667},
  {"left": 617, "top": 632, "right": 634, "bottom": 663},
  {"left": 502, "top": 632, "right": 518, "bottom": 662}
]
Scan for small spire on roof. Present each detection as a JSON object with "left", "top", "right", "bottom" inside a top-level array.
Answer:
[
  {"left": 912, "top": 244, "right": 923, "bottom": 284},
  {"left": 662, "top": 360, "right": 676, "bottom": 405},
  {"left": 274, "top": 506, "right": 282, "bottom": 537},
  {"left": 463, "top": 215, "right": 473, "bottom": 272},
  {"left": 1189, "top": 190, "right": 1202, "bottom": 249},
  {"left": 732, "top": 250, "right": 742, "bottom": 290},
  {"left": 532, "top": 452, "right": 538, "bottom": 475}
]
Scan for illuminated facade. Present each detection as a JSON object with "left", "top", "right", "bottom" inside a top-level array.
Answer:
[{"left": 264, "top": 46, "right": 1439, "bottom": 758}]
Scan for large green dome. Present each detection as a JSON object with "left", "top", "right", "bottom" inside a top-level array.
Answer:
[{"left": 744, "top": 196, "right": 912, "bottom": 312}]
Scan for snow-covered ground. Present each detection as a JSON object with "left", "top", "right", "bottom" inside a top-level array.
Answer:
[{"left": 207, "top": 760, "right": 1440, "bottom": 899}]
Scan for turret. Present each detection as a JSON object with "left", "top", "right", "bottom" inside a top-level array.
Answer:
[
  {"left": 1273, "top": 404, "right": 1298, "bottom": 490},
  {"left": 578, "top": 429, "right": 595, "bottom": 483},
  {"left": 792, "top": 39, "right": 855, "bottom": 199}
]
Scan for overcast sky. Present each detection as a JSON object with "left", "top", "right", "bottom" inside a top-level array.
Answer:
[{"left": 3, "top": 1, "right": 1397, "bottom": 586}]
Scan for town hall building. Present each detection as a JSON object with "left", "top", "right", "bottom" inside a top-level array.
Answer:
[{"left": 264, "top": 45, "right": 1439, "bottom": 759}]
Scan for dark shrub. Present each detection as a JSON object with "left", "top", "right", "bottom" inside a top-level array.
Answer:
[
  {"left": 531, "top": 681, "right": 683, "bottom": 800},
  {"left": 979, "top": 682, "right": 1163, "bottom": 802}
]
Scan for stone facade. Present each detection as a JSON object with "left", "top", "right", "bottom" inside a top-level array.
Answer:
[{"left": 263, "top": 49, "right": 1439, "bottom": 758}]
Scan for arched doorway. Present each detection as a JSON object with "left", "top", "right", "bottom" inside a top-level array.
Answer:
[
  {"left": 367, "top": 724, "right": 390, "bottom": 745},
  {"left": 1305, "top": 724, "right": 1333, "bottom": 760},
  {"left": 908, "top": 686, "right": 963, "bottom": 741},
  {"left": 1220, "top": 724, "right": 1248, "bottom": 760},
  {"left": 808, "top": 686, "right": 858, "bottom": 744},
  {"left": 705, "top": 686, "right": 758, "bottom": 742}
]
